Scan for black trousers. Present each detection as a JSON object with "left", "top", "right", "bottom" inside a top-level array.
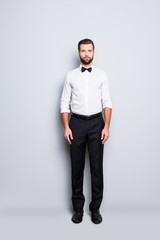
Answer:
[{"left": 69, "top": 112, "right": 105, "bottom": 212}]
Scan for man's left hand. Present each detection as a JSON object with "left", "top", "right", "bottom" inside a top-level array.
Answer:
[{"left": 101, "top": 127, "right": 109, "bottom": 144}]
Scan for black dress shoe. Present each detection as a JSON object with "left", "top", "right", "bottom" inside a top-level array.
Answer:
[
  {"left": 91, "top": 209, "right": 102, "bottom": 224},
  {"left": 71, "top": 209, "right": 84, "bottom": 223}
]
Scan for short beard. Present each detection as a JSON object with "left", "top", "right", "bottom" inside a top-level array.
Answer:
[{"left": 80, "top": 56, "right": 93, "bottom": 65}]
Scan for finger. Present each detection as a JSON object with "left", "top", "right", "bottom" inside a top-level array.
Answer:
[
  {"left": 69, "top": 133, "right": 73, "bottom": 143},
  {"left": 103, "top": 136, "right": 109, "bottom": 143},
  {"left": 101, "top": 133, "right": 105, "bottom": 140},
  {"left": 102, "top": 136, "right": 108, "bottom": 144},
  {"left": 67, "top": 136, "right": 71, "bottom": 144},
  {"left": 64, "top": 134, "right": 71, "bottom": 144},
  {"left": 101, "top": 132, "right": 104, "bottom": 139},
  {"left": 70, "top": 131, "right": 73, "bottom": 139}
]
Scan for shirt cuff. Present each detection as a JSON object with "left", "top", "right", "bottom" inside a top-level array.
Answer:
[{"left": 102, "top": 102, "right": 112, "bottom": 109}]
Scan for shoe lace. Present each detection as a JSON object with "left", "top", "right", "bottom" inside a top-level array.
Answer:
[{"left": 76, "top": 209, "right": 83, "bottom": 214}]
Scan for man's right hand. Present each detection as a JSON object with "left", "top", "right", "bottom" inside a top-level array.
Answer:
[{"left": 64, "top": 126, "right": 73, "bottom": 144}]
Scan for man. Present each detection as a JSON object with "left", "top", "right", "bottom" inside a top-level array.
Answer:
[{"left": 60, "top": 38, "right": 112, "bottom": 224}]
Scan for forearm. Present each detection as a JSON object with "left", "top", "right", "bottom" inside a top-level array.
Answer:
[
  {"left": 61, "top": 112, "right": 69, "bottom": 129},
  {"left": 103, "top": 107, "right": 112, "bottom": 129}
]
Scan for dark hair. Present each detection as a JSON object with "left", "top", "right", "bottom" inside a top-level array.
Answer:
[{"left": 78, "top": 38, "right": 95, "bottom": 51}]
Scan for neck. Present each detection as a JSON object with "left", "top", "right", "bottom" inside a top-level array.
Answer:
[{"left": 80, "top": 62, "right": 93, "bottom": 68}]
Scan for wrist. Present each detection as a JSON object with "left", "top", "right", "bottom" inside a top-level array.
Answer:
[
  {"left": 64, "top": 124, "right": 69, "bottom": 130},
  {"left": 104, "top": 124, "right": 109, "bottom": 130}
]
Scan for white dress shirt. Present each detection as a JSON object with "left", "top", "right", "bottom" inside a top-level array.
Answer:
[{"left": 60, "top": 63, "right": 112, "bottom": 116}]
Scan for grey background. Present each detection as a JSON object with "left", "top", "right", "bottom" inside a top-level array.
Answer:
[{"left": 0, "top": 0, "right": 160, "bottom": 239}]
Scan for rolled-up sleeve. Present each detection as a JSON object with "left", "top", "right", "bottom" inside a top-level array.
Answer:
[
  {"left": 60, "top": 72, "right": 72, "bottom": 113},
  {"left": 101, "top": 72, "right": 112, "bottom": 109}
]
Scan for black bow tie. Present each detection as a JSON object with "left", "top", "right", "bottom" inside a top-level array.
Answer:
[{"left": 81, "top": 66, "right": 92, "bottom": 72}]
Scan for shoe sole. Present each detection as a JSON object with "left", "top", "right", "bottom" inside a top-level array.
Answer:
[
  {"left": 91, "top": 219, "right": 102, "bottom": 224},
  {"left": 71, "top": 218, "right": 83, "bottom": 223}
]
